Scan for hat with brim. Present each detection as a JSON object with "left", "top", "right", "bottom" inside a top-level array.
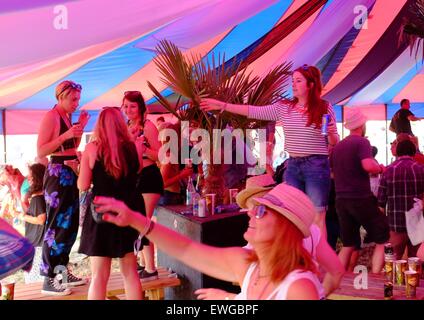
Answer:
[
  {"left": 236, "top": 174, "right": 275, "bottom": 209},
  {"left": 251, "top": 183, "right": 316, "bottom": 237},
  {"left": 344, "top": 108, "right": 367, "bottom": 131}
]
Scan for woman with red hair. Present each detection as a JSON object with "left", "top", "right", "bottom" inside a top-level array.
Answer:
[
  {"left": 200, "top": 65, "right": 339, "bottom": 235},
  {"left": 93, "top": 183, "right": 322, "bottom": 300}
]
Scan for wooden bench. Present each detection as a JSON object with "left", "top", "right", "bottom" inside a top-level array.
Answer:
[
  {"left": 328, "top": 272, "right": 424, "bottom": 300},
  {"left": 14, "top": 267, "right": 180, "bottom": 300}
]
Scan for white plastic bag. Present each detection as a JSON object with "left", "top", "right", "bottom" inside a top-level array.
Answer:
[{"left": 405, "top": 198, "right": 424, "bottom": 246}]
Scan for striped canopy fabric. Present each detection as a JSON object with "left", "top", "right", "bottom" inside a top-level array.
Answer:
[{"left": 1, "top": 0, "right": 423, "bottom": 134}]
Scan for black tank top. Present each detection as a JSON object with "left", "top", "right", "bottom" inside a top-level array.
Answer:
[{"left": 53, "top": 109, "right": 76, "bottom": 153}]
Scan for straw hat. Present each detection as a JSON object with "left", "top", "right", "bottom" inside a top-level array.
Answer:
[
  {"left": 344, "top": 108, "right": 367, "bottom": 131},
  {"left": 236, "top": 174, "right": 275, "bottom": 209},
  {"left": 251, "top": 183, "right": 316, "bottom": 237}
]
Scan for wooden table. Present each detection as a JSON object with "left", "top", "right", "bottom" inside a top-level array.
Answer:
[{"left": 328, "top": 272, "right": 424, "bottom": 300}]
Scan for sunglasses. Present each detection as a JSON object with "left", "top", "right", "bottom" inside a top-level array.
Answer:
[
  {"left": 57, "top": 82, "right": 82, "bottom": 97},
  {"left": 253, "top": 205, "right": 267, "bottom": 219},
  {"left": 301, "top": 64, "right": 309, "bottom": 70},
  {"left": 102, "top": 106, "right": 121, "bottom": 110},
  {"left": 124, "top": 91, "right": 142, "bottom": 96}
]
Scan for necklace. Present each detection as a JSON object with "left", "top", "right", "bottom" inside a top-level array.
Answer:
[
  {"left": 253, "top": 265, "right": 270, "bottom": 286},
  {"left": 252, "top": 267, "right": 272, "bottom": 299}
]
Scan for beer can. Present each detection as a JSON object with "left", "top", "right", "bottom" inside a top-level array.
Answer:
[
  {"left": 405, "top": 271, "right": 419, "bottom": 299},
  {"left": 384, "top": 282, "right": 393, "bottom": 300},
  {"left": 384, "top": 243, "right": 395, "bottom": 260},
  {"left": 198, "top": 198, "right": 207, "bottom": 218},
  {"left": 394, "top": 260, "right": 407, "bottom": 285},
  {"left": 321, "top": 114, "right": 330, "bottom": 136},
  {"left": 384, "top": 259, "right": 394, "bottom": 282}
]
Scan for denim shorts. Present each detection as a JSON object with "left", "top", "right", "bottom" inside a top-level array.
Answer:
[{"left": 283, "top": 155, "right": 330, "bottom": 211}]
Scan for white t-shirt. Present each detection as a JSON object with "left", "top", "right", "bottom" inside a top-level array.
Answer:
[{"left": 234, "top": 263, "right": 322, "bottom": 300}]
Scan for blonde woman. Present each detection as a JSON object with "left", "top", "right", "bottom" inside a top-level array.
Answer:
[
  {"left": 77, "top": 107, "right": 146, "bottom": 300},
  {"left": 37, "top": 80, "right": 89, "bottom": 295}
]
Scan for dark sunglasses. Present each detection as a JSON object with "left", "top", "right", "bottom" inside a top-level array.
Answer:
[
  {"left": 301, "top": 64, "right": 309, "bottom": 70},
  {"left": 124, "top": 91, "right": 142, "bottom": 96},
  {"left": 57, "top": 83, "right": 82, "bottom": 97},
  {"left": 253, "top": 205, "right": 267, "bottom": 219},
  {"left": 102, "top": 106, "right": 121, "bottom": 110}
]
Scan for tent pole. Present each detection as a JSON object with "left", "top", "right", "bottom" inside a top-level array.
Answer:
[
  {"left": 385, "top": 104, "right": 388, "bottom": 165},
  {"left": 1, "top": 109, "right": 6, "bottom": 163}
]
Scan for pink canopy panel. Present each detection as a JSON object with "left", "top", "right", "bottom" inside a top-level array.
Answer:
[{"left": 1, "top": 0, "right": 424, "bottom": 136}]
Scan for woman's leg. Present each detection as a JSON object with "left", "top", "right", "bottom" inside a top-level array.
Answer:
[
  {"left": 119, "top": 252, "right": 143, "bottom": 300},
  {"left": 88, "top": 256, "right": 111, "bottom": 300},
  {"left": 140, "top": 193, "right": 161, "bottom": 275}
]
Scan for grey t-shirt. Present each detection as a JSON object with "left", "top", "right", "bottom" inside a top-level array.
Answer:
[{"left": 330, "top": 135, "right": 373, "bottom": 198}]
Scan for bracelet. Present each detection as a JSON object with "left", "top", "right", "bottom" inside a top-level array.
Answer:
[
  {"left": 145, "top": 220, "right": 155, "bottom": 236},
  {"left": 140, "top": 219, "right": 155, "bottom": 238}
]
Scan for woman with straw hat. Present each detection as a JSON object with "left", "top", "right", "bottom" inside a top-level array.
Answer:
[{"left": 92, "top": 182, "right": 322, "bottom": 300}]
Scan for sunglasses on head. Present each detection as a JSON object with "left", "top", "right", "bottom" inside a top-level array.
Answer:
[
  {"left": 301, "top": 64, "right": 309, "bottom": 71},
  {"left": 124, "top": 91, "right": 142, "bottom": 96},
  {"left": 57, "top": 82, "right": 82, "bottom": 97},
  {"left": 102, "top": 106, "right": 121, "bottom": 111},
  {"left": 253, "top": 205, "right": 267, "bottom": 219}
]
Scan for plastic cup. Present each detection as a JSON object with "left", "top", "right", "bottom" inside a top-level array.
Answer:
[
  {"left": 405, "top": 270, "right": 419, "bottom": 299},
  {"left": 229, "top": 188, "right": 239, "bottom": 204},
  {"left": 205, "top": 194, "right": 216, "bottom": 216},
  {"left": 1, "top": 280, "right": 15, "bottom": 300},
  {"left": 408, "top": 257, "right": 421, "bottom": 286},
  {"left": 394, "top": 260, "right": 407, "bottom": 285}
]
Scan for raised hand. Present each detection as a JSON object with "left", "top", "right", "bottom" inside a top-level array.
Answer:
[
  {"left": 199, "top": 98, "right": 225, "bottom": 112},
  {"left": 78, "top": 110, "right": 90, "bottom": 128},
  {"left": 194, "top": 288, "right": 235, "bottom": 300},
  {"left": 93, "top": 196, "right": 134, "bottom": 227}
]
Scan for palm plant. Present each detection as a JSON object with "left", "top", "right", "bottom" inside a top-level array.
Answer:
[
  {"left": 400, "top": 0, "right": 424, "bottom": 60},
  {"left": 148, "top": 40, "right": 291, "bottom": 203}
]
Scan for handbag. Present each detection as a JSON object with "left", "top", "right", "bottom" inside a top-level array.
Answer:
[
  {"left": 405, "top": 198, "right": 424, "bottom": 246},
  {"left": 79, "top": 188, "right": 93, "bottom": 226}
]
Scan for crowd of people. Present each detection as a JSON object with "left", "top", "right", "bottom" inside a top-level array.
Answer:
[{"left": 1, "top": 65, "right": 424, "bottom": 300}]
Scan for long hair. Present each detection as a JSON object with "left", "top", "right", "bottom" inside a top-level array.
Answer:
[
  {"left": 292, "top": 65, "right": 328, "bottom": 129},
  {"left": 93, "top": 107, "right": 133, "bottom": 179},
  {"left": 122, "top": 91, "right": 146, "bottom": 126},
  {"left": 247, "top": 210, "right": 317, "bottom": 283},
  {"left": 28, "top": 163, "right": 46, "bottom": 196}
]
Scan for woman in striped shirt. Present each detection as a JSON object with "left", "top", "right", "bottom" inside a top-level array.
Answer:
[{"left": 200, "top": 65, "right": 339, "bottom": 235}]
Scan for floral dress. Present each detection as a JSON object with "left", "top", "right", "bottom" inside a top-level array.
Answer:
[{"left": 40, "top": 158, "right": 79, "bottom": 278}]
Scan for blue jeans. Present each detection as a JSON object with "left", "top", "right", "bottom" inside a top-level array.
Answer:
[{"left": 284, "top": 155, "right": 330, "bottom": 211}]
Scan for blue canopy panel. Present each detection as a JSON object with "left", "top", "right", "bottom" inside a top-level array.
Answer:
[{"left": 9, "top": 33, "right": 160, "bottom": 110}]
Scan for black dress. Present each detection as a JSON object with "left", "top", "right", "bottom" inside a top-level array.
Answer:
[{"left": 79, "top": 142, "right": 146, "bottom": 258}]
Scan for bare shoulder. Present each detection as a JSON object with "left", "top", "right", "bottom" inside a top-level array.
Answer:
[{"left": 286, "top": 278, "right": 319, "bottom": 300}]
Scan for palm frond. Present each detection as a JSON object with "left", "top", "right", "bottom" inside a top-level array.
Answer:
[
  {"left": 400, "top": 0, "right": 424, "bottom": 60},
  {"left": 148, "top": 39, "right": 291, "bottom": 133}
]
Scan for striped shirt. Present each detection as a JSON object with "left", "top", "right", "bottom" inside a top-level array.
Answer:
[
  {"left": 377, "top": 157, "right": 424, "bottom": 232},
  {"left": 248, "top": 101, "right": 337, "bottom": 155}
]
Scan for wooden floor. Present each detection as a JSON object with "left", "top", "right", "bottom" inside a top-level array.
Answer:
[
  {"left": 328, "top": 272, "right": 424, "bottom": 300},
  {"left": 14, "top": 267, "right": 180, "bottom": 300}
]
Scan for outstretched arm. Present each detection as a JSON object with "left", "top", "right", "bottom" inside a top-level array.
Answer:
[{"left": 94, "top": 196, "right": 249, "bottom": 284}]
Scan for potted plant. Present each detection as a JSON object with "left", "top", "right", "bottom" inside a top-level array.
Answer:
[{"left": 148, "top": 40, "right": 291, "bottom": 204}]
